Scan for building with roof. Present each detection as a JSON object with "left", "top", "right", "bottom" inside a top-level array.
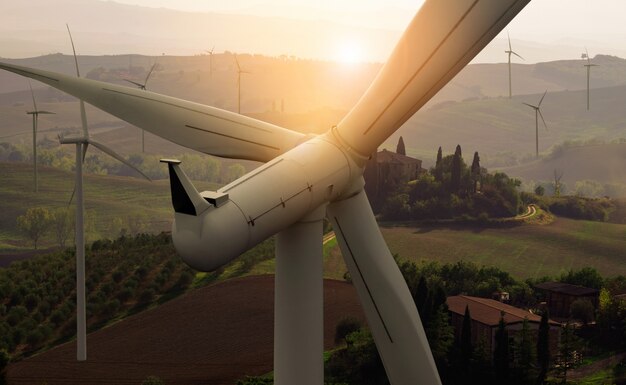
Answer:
[
  {"left": 363, "top": 138, "right": 425, "bottom": 207},
  {"left": 446, "top": 295, "right": 561, "bottom": 357},
  {"left": 534, "top": 282, "right": 600, "bottom": 319}
]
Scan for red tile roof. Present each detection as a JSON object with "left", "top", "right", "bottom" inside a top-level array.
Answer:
[
  {"left": 447, "top": 295, "right": 558, "bottom": 327},
  {"left": 534, "top": 282, "right": 599, "bottom": 296},
  {"left": 376, "top": 149, "right": 421, "bottom": 165}
]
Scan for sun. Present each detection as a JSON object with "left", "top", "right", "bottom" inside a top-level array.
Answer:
[{"left": 335, "top": 38, "right": 364, "bottom": 65}]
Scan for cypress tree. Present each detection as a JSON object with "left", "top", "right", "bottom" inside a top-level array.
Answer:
[
  {"left": 461, "top": 305, "right": 473, "bottom": 371},
  {"left": 396, "top": 136, "right": 406, "bottom": 156},
  {"left": 435, "top": 146, "right": 443, "bottom": 181},
  {"left": 451, "top": 145, "right": 462, "bottom": 193},
  {"left": 471, "top": 151, "right": 480, "bottom": 193},
  {"left": 536, "top": 311, "right": 550, "bottom": 385},
  {"left": 494, "top": 313, "right": 509, "bottom": 383}
]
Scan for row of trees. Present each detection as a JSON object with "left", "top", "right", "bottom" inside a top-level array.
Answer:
[{"left": 0, "top": 142, "right": 248, "bottom": 183}]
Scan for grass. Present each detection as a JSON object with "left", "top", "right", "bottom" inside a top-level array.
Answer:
[
  {"left": 0, "top": 161, "right": 220, "bottom": 251},
  {"left": 374, "top": 217, "right": 626, "bottom": 279}
]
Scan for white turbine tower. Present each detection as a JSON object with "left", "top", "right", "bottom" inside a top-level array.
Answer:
[
  {"left": 26, "top": 82, "right": 55, "bottom": 192},
  {"left": 583, "top": 48, "right": 598, "bottom": 111},
  {"left": 234, "top": 54, "right": 250, "bottom": 114},
  {"left": 206, "top": 46, "right": 215, "bottom": 78},
  {"left": 124, "top": 62, "right": 157, "bottom": 152},
  {"left": 59, "top": 24, "right": 150, "bottom": 361},
  {"left": 0, "top": 1, "right": 531, "bottom": 382},
  {"left": 505, "top": 31, "right": 524, "bottom": 99},
  {"left": 523, "top": 90, "right": 548, "bottom": 158}
]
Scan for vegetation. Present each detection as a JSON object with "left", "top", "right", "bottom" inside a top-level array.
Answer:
[{"left": 380, "top": 145, "right": 522, "bottom": 221}]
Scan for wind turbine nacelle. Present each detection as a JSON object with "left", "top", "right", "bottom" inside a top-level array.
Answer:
[{"left": 163, "top": 134, "right": 358, "bottom": 272}]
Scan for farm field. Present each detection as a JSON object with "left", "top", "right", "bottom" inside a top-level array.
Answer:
[
  {"left": 6, "top": 275, "right": 364, "bottom": 385},
  {"left": 378, "top": 218, "right": 626, "bottom": 279}
]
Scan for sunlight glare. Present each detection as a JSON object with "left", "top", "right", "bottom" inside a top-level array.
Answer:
[{"left": 335, "top": 38, "right": 364, "bottom": 65}]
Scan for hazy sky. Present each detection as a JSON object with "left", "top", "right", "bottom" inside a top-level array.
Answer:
[{"left": 110, "top": 0, "right": 626, "bottom": 62}]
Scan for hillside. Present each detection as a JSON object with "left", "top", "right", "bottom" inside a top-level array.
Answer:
[
  {"left": 498, "top": 141, "right": 626, "bottom": 192},
  {"left": 6, "top": 275, "right": 364, "bottom": 385},
  {"left": 379, "top": 217, "right": 626, "bottom": 279}
]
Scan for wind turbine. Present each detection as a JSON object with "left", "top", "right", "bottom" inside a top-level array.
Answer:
[
  {"left": 0, "top": 1, "right": 530, "bottom": 382},
  {"left": 26, "top": 82, "right": 55, "bottom": 192},
  {"left": 59, "top": 24, "right": 150, "bottom": 362},
  {"left": 523, "top": 90, "right": 548, "bottom": 158},
  {"left": 205, "top": 46, "right": 215, "bottom": 78},
  {"left": 234, "top": 54, "right": 250, "bottom": 114},
  {"left": 505, "top": 31, "right": 524, "bottom": 98},
  {"left": 583, "top": 48, "right": 598, "bottom": 110},
  {"left": 124, "top": 62, "right": 157, "bottom": 152}
]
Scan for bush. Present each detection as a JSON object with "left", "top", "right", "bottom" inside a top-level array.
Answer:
[{"left": 335, "top": 317, "right": 362, "bottom": 344}]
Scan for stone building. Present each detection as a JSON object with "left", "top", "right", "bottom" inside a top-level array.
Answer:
[
  {"left": 447, "top": 295, "right": 561, "bottom": 358},
  {"left": 534, "top": 282, "right": 600, "bottom": 319}
]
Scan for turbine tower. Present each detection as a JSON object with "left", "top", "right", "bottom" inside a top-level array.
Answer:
[
  {"left": 60, "top": 24, "right": 150, "bottom": 362},
  {"left": 26, "top": 82, "right": 54, "bottom": 192},
  {"left": 206, "top": 46, "right": 215, "bottom": 78},
  {"left": 124, "top": 62, "right": 157, "bottom": 152},
  {"left": 234, "top": 54, "right": 249, "bottom": 114},
  {"left": 0, "top": 1, "right": 531, "bottom": 382},
  {"left": 505, "top": 31, "right": 524, "bottom": 99},
  {"left": 523, "top": 90, "right": 548, "bottom": 158},
  {"left": 582, "top": 48, "right": 598, "bottom": 110}
]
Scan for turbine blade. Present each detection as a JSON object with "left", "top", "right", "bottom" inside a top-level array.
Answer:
[
  {"left": 0, "top": 62, "right": 305, "bottom": 162},
  {"left": 66, "top": 24, "right": 80, "bottom": 78},
  {"left": 538, "top": 109, "right": 548, "bottom": 131},
  {"left": 82, "top": 142, "right": 89, "bottom": 164},
  {"left": 335, "top": 0, "right": 531, "bottom": 157},
  {"left": 511, "top": 51, "right": 524, "bottom": 60},
  {"left": 507, "top": 30, "right": 512, "bottom": 51},
  {"left": 538, "top": 89, "right": 547, "bottom": 107},
  {"left": 88, "top": 140, "right": 151, "bottom": 181},
  {"left": 123, "top": 79, "right": 145, "bottom": 88},
  {"left": 38, "top": 111, "right": 55, "bottom": 115},
  {"left": 522, "top": 102, "right": 537, "bottom": 109},
  {"left": 28, "top": 80, "right": 37, "bottom": 111},
  {"left": 327, "top": 190, "right": 441, "bottom": 385},
  {"left": 68, "top": 185, "right": 77, "bottom": 206},
  {"left": 235, "top": 55, "right": 241, "bottom": 72},
  {"left": 144, "top": 63, "right": 157, "bottom": 86}
]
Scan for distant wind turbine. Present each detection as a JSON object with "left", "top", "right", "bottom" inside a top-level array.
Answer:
[
  {"left": 60, "top": 24, "right": 150, "bottom": 362},
  {"left": 235, "top": 54, "right": 250, "bottom": 114},
  {"left": 523, "top": 90, "right": 548, "bottom": 158},
  {"left": 583, "top": 48, "right": 598, "bottom": 111},
  {"left": 26, "top": 82, "right": 55, "bottom": 192},
  {"left": 206, "top": 46, "right": 215, "bottom": 78},
  {"left": 124, "top": 62, "right": 157, "bottom": 152},
  {"left": 505, "top": 31, "right": 524, "bottom": 99}
]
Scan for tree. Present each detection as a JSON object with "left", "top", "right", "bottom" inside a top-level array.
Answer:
[
  {"left": 555, "top": 321, "right": 580, "bottom": 384},
  {"left": 494, "top": 314, "right": 509, "bottom": 383},
  {"left": 435, "top": 146, "right": 443, "bottom": 181},
  {"left": 335, "top": 316, "right": 362, "bottom": 345},
  {"left": 50, "top": 208, "right": 73, "bottom": 248},
  {"left": 17, "top": 207, "right": 51, "bottom": 249},
  {"left": 553, "top": 169, "right": 564, "bottom": 197},
  {"left": 516, "top": 317, "right": 536, "bottom": 384},
  {"left": 228, "top": 163, "right": 246, "bottom": 182},
  {"left": 141, "top": 376, "right": 164, "bottom": 385},
  {"left": 570, "top": 298, "right": 594, "bottom": 325},
  {"left": 536, "top": 311, "right": 550, "bottom": 385},
  {"left": 451, "top": 145, "right": 462, "bottom": 193},
  {"left": 534, "top": 185, "right": 545, "bottom": 196},
  {"left": 396, "top": 136, "right": 406, "bottom": 155},
  {"left": 470, "top": 151, "right": 481, "bottom": 193},
  {"left": 426, "top": 304, "right": 454, "bottom": 364},
  {"left": 0, "top": 349, "right": 9, "bottom": 385},
  {"left": 460, "top": 305, "right": 473, "bottom": 366}
]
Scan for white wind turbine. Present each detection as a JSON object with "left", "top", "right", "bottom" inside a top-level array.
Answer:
[
  {"left": 505, "top": 31, "right": 524, "bottom": 99},
  {"left": 234, "top": 54, "right": 250, "bottom": 114},
  {"left": 205, "top": 46, "right": 215, "bottom": 78},
  {"left": 523, "top": 90, "right": 548, "bottom": 158},
  {"left": 0, "top": 1, "right": 530, "bottom": 382},
  {"left": 26, "top": 82, "right": 55, "bottom": 192},
  {"left": 124, "top": 62, "right": 157, "bottom": 152},
  {"left": 59, "top": 24, "right": 150, "bottom": 361},
  {"left": 582, "top": 48, "right": 599, "bottom": 110}
]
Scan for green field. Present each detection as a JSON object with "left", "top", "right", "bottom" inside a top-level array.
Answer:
[
  {"left": 377, "top": 218, "right": 626, "bottom": 279},
  {"left": 0, "top": 161, "right": 220, "bottom": 251}
]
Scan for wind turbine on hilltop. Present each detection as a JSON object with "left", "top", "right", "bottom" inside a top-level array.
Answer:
[
  {"left": 0, "top": 1, "right": 530, "bottom": 383},
  {"left": 523, "top": 90, "right": 548, "bottom": 158},
  {"left": 26, "top": 81, "right": 54, "bottom": 192},
  {"left": 582, "top": 48, "right": 598, "bottom": 110},
  {"left": 505, "top": 31, "right": 524, "bottom": 99},
  {"left": 124, "top": 62, "right": 157, "bottom": 152},
  {"left": 205, "top": 46, "right": 215, "bottom": 78},
  {"left": 59, "top": 24, "right": 150, "bottom": 362},
  {"left": 234, "top": 54, "right": 250, "bottom": 114}
]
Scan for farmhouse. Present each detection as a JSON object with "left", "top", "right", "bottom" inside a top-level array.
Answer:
[
  {"left": 447, "top": 295, "right": 561, "bottom": 357},
  {"left": 363, "top": 137, "right": 425, "bottom": 205},
  {"left": 534, "top": 282, "right": 600, "bottom": 319}
]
